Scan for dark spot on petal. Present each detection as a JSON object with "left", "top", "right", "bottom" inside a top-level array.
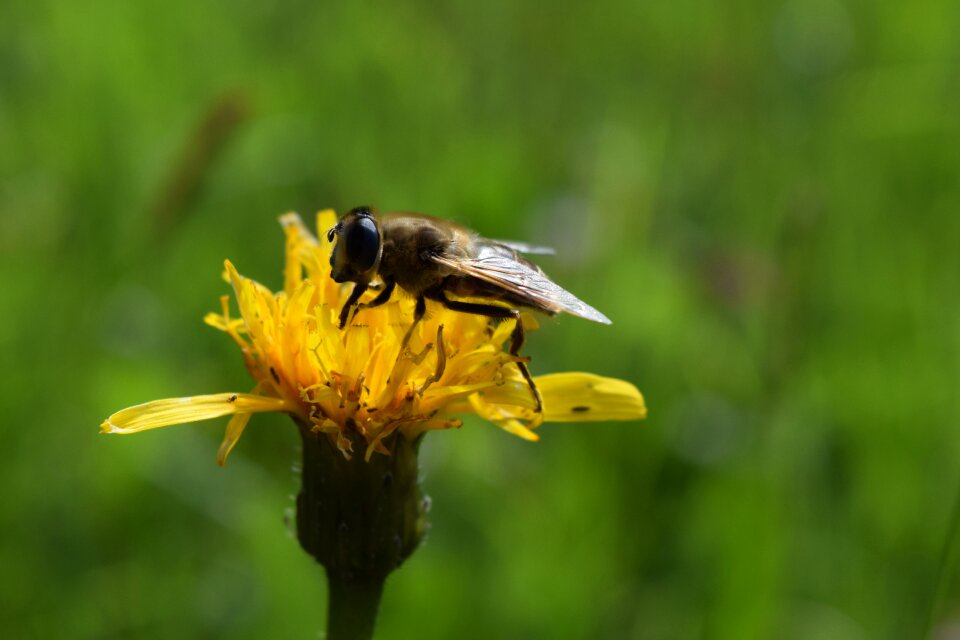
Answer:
[
  {"left": 572, "top": 405, "right": 590, "bottom": 413},
  {"left": 270, "top": 367, "right": 280, "bottom": 383},
  {"left": 227, "top": 394, "right": 238, "bottom": 402}
]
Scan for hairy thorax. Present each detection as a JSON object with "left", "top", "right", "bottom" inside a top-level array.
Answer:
[{"left": 378, "top": 215, "right": 470, "bottom": 296}]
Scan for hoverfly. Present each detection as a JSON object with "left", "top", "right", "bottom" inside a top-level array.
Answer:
[{"left": 326, "top": 206, "right": 611, "bottom": 412}]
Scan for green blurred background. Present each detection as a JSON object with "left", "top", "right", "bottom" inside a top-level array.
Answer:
[{"left": 2, "top": 1, "right": 959, "bottom": 638}]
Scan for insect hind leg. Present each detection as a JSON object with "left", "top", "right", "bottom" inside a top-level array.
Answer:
[
  {"left": 427, "top": 291, "right": 543, "bottom": 414},
  {"left": 400, "top": 295, "right": 427, "bottom": 350},
  {"left": 507, "top": 322, "right": 543, "bottom": 415}
]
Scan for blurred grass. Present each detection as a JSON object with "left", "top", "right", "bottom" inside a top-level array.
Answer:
[{"left": 1, "top": 1, "right": 959, "bottom": 638}]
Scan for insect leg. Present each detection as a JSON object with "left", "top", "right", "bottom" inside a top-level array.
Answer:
[
  {"left": 400, "top": 295, "right": 427, "bottom": 349},
  {"left": 338, "top": 282, "right": 368, "bottom": 329},
  {"left": 428, "top": 293, "right": 543, "bottom": 414},
  {"left": 357, "top": 279, "right": 395, "bottom": 310}
]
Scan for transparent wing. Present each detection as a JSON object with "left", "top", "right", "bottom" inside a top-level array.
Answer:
[
  {"left": 490, "top": 239, "right": 556, "bottom": 255},
  {"left": 429, "top": 242, "right": 611, "bottom": 324}
]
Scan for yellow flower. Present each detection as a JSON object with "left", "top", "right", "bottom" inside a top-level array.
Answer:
[{"left": 100, "top": 210, "right": 646, "bottom": 463}]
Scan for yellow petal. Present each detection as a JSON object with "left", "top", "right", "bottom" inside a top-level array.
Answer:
[
  {"left": 496, "top": 418, "right": 540, "bottom": 441},
  {"left": 316, "top": 209, "right": 338, "bottom": 240},
  {"left": 475, "top": 378, "right": 541, "bottom": 411},
  {"left": 100, "top": 393, "right": 288, "bottom": 434},
  {"left": 402, "top": 416, "right": 463, "bottom": 440},
  {"left": 280, "top": 211, "right": 308, "bottom": 295},
  {"left": 536, "top": 372, "right": 646, "bottom": 422},
  {"left": 468, "top": 395, "right": 541, "bottom": 441},
  {"left": 217, "top": 411, "right": 253, "bottom": 466},
  {"left": 422, "top": 382, "right": 495, "bottom": 401},
  {"left": 203, "top": 311, "right": 245, "bottom": 334}
]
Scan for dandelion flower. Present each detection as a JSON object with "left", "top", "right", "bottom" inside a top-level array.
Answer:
[
  {"left": 101, "top": 209, "right": 646, "bottom": 463},
  {"left": 99, "top": 209, "right": 646, "bottom": 638}
]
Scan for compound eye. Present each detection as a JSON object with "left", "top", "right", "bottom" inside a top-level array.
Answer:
[{"left": 345, "top": 216, "right": 380, "bottom": 273}]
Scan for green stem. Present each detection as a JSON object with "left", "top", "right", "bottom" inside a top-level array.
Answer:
[
  {"left": 294, "top": 422, "right": 428, "bottom": 639},
  {"left": 326, "top": 575, "right": 385, "bottom": 640}
]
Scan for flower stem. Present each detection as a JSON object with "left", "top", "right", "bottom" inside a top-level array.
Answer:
[
  {"left": 294, "top": 422, "right": 428, "bottom": 639},
  {"left": 326, "top": 574, "right": 385, "bottom": 640}
]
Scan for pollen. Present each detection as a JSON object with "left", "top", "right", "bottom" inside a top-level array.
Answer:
[{"left": 100, "top": 210, "right": 646, "bottom": 464}]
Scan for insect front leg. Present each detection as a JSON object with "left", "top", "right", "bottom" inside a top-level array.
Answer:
[
  {"left": 357, "top": 279, "right": 395, "bottom": 311},
  {"left": 338, "top": 282, "right": 368, "bottom": 329},
  {"left": 427, "top": 291, "right": 543, "bottom": 414}
]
